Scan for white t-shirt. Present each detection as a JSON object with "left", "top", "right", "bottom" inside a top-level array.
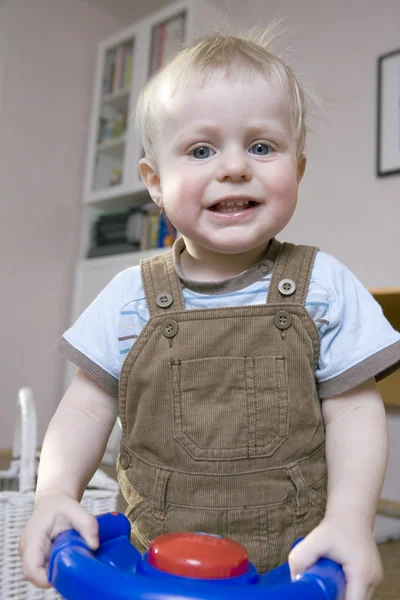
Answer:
[{"left": 58, "top": 246, "right": 400, "bottom": 399}]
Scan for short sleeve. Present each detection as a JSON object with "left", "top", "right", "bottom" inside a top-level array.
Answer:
[
  {"left": 313, "top": 252, "right": 400, "bottom": 398},
  {"left": 56, "top": 270, "right": 128, "bottom": 397}
]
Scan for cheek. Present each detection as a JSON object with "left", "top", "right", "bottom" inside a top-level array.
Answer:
[
  {"left": 162, "top": 169, "right": 205, "bottom": 208},
  {"left": 266, "top": 164, "right": 299, "bottom": 201}
]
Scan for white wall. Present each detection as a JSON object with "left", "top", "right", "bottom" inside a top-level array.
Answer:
[
  {"left": 0, "top": 0, "right": 6, "bottom": 115},
  {"left": 213, "top": 0, "right": 399, "bottom": 285},
  {"left": 0, "top": 0, "right": 121, "bottom": 448},
  {"left": 212, "top": 0, "right": 400, "bottom": 501}
]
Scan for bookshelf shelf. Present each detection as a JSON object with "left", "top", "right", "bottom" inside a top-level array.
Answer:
[
  {"left": 97, "top": 136, "right": 126, "bottom": 157},
  {"left": 86, "top": 186, "right": 148, "bottom": 207},
  {"left": 101, "top": 87, "right": 130, "bottom": 109}
]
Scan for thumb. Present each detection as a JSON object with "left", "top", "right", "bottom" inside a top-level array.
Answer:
[
  {"left": 288, "top": 534, "right": 326, "bottom": 581},
  {"left": 66, "top": 506, "right": 99, "bottom": 551}
]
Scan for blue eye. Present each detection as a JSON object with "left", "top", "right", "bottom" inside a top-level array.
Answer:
[
  {"left": 191, "top": 146, "right": 214, "bottom": 159},
  {"left": 249, "top": 143, "right": 270, "bottom": 156}
]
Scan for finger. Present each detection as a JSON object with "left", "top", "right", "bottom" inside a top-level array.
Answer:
[
  {"left": 63, "top": 505, "right": 99, "bottom": 550},
  {"left": 344, "top": 561, "right": 381, "bottom": 600},
  {"left": 24, "top": 567, "right": 52, "bottom": 589},
  {"left": 344, "top": 578, "right": 373, "bottom": 600},
  {"left": 20, "top": 534, "right": 52, "bottom": 588},
  {"left": 288, "top": 535, "right": 327, "bottom": 580}
]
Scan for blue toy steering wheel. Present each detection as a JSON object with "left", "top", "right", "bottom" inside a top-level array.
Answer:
[{"left": 48, "top": 512, "right": 345, "bottom": 600}]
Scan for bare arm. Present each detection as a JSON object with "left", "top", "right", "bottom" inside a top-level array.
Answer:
[
  {"left": 289, "top": 378, "right": 387, "bottom": 599},
  {"left": 36, "top": 368, "right": 118, "bottom": 502},
  {"left": 20, "top": 368, "right": 118, "bottom": 587},
  {"left": 322, "top": 377, "right": 388, "bottom": 526}
]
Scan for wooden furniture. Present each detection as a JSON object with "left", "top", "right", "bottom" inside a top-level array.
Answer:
[{"left": 371, "top": 288, "right": 400, "bottom": 407}]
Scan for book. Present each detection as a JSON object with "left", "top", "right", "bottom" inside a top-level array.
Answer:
[
  {"left": 124, "top": 46, "right": 133, "bottom": 88},
  {"left": 102, "top": 48, "right": 116, "bottom": 96},
  {"left": 150, "top": 23, "right": 161, "bottom": 75},
  {"left": 148, "top": 213, "right": 160, "bottom": 249},
  {"left": 149, "top": 14, "right": 185, "bottom": 75},
  {"left": 163, "top": 14, "right": 185, "bottom": 64},
  {"left": 113, "top": 46, "right": 124, "bottom": 92},
  {"left": 158, "top": 212, "right": 176, "bottom": 247}
]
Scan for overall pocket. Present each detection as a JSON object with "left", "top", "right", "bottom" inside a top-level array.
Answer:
[
  {"left": 127, "top": 488, "right": 164, "bottom": 553},
  {"left": 171, "top": 356, "right": 290, "bottom": 460}
]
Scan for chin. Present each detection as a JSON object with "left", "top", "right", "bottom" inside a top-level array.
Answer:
[{"left": 206, "top": 239, "right": 269, "bottom": 256}]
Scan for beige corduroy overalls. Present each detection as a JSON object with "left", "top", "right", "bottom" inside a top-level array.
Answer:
[{"left": 117, "top": 240, "right": 328, "bottom": 573}]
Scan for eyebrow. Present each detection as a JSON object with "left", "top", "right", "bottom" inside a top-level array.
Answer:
[
  {"left": 169, "top": 124, "right": 220, "bottom": 149},
  {"left": 178, "top": 123, "right": 220, "bottom": 138},
  {"left": 175, "top": 122, "right": 287, "bottom": 144},
  {"left": 245, "top": 121, "right": 288, "bottom": 138}
]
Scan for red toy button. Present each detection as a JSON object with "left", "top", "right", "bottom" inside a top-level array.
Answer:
[{"left": 148, "top": 532, "right": 249, "bottom": 579}]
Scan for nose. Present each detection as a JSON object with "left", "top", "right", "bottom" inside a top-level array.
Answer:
[{"left": 216, "top": 147, "right": 252, "bottom": 182}]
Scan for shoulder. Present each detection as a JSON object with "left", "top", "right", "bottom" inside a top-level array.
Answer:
[
  {"left": 310, "top": 250, "right": 368, "bottom": 300},
  {"left": 104, "top": 264, "right": 145, "bottom": 308},
  {"left": 309, "top": 249, "right": 384, "bottom": 326},
  {"left": 312, "top": 249, "right": 350, "bottom": 284},
  {"left": 59, "top": 264, "right": 147, "bottom": 385}
]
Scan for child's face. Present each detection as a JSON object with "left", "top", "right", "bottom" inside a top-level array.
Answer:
[{"left": 140, "top": 75, "right": 306, "bottom": 258}]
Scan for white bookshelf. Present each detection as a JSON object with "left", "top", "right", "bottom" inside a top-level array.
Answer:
[
  {"left": 83, "top": 0, "right": 225, "bottom": 205},
  {"left": 79, "top": 0, "right": 226, "bottom": 261}
]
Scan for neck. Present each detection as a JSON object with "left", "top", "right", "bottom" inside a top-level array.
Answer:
[{"left": 179, "top": 239, "right": 271, "bottom": 282}]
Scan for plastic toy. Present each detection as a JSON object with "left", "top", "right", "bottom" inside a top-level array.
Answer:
[{"left": 49, "top": 512, "right": 345, "bottom": 600}]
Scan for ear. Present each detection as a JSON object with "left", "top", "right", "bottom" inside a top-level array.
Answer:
[
  {"left": 297, "top": 154, "right": 307, "bottom": 183},
  {"left": 139, "top": 158, "right": 162, "bottom": 207}
]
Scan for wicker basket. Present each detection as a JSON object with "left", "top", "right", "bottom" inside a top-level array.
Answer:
[{"left": 0, "top": 387, "right": 119, "bottom": 599}]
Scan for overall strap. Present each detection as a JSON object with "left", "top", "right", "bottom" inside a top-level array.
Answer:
[
  {"left": 140, "top": 249, "right": 186, "bottom": 317},
  {"left": 267, "top": 242, "right": 318, "bottom": 306}
]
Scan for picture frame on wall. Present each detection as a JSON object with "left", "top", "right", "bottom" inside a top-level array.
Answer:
[{"left": 377, "top": 48, "right": 400, "bottom": 177}]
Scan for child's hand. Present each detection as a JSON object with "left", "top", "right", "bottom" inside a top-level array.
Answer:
[
  {"left": 19, "top": 493, "right": 99, "bottom": 588},
  {"left": 288, "top": 515, "right": 383, "bottom": 600}
]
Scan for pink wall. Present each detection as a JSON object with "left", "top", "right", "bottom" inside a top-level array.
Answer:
[{"left": 0, "top": 0, "right": 120, "bottom": 447}]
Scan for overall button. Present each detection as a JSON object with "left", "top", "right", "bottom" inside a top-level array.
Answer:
[
  {"left": 278, "top": 278, "right": 296, "bottom": 296},
  {"left": 156, "top": 292, "right": 173, "bottom": 308},
  {"left": 258, "top": 262, "right": 270, "bottom": 275},
  {"left": 119, "top": 452, "right": 130, "bottom": 470},
  {"left": 162, "top": 319, "right": 179, "bottom": 338},
  {"left": 273, "top": 310, "right": 292, "bottom": 330}
]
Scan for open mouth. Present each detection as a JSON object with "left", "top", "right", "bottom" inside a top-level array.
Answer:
[{"left": 208, "top": 199, "right": 258, "bottom": 213}]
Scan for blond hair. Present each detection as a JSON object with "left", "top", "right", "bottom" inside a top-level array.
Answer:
[{"left": 135, "top": 27, "right": 309, "bottom": 162}]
